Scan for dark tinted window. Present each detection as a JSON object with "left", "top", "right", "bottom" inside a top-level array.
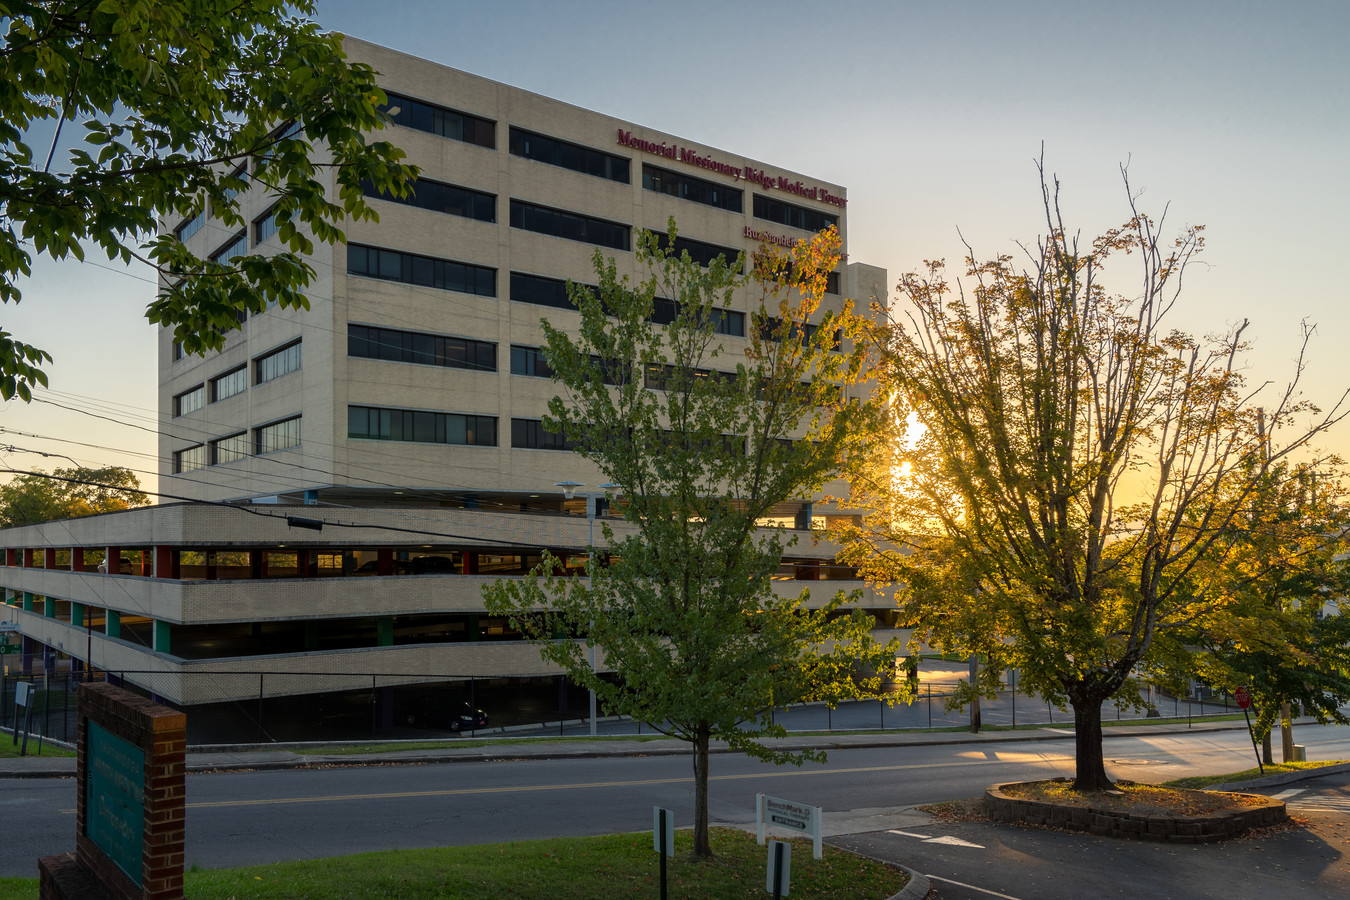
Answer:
[
  {"left": 349, "top": 325, "right": 496, "bottom": 372},
  {"left": 753, "top": 194, "right": 839, "bottom": 233},
  {"left": 348, "top": 406, "right": 497, "bottom": 447},
  {"left": 649, "top": 232, "right": 740, "bottom": 270},
  {"left": 511, "top": 418, "right": 577, "bottom": 451},
  {"left": 381, "top": 91, "right": 495, "bottom": 148},
  {"left": 510, "top": 200, "right": 630, "bottom": 251},
  {"left": 348, "top": 244, "right": 496, "bottom": 297},
  {"left": 643, "top": 165, "right": 742, "bottom": 212},
  {"left": 363, "top": 177, "right": 496, "bottom": 223},
  {"left": 510, "top": 128, "right": 629, "bottom": 184}
]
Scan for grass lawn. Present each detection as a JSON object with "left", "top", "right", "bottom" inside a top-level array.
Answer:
[
  {"left": 0, "top": 739, "right": 73, "bottom": 760},
  {"left": 0, "top": 828, "right": 907, "bottom": 900},
  {"left": 1164, "top": 759, "right": 1349, "bottom": 790}
]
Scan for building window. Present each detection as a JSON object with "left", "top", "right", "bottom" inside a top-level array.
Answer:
[
  {"left": 172, "top": 341, "right": 185, "bottom": 362},
  {"left": 381, "top": 91, "right": 495, "bottom": 148},
  {"left": 347, "top": 244, "right": 495, "bottom": 297},
  {"left": 509, "top": 128, "right": 629, "bottom": 184},
  {"left": 211, "top": 432, "right": 250, "bottom": 464},
  {"left": 348, "top": 406, "right": 497, "bottom": 447},
  {"left": 753, "top": 194, "right": 839, "bottom": 233},
  {"left": 510, "top": 345, "right": 554, "bottom": 378},
  {"left": 509, "top": 200, "right": 630, "bottom": 251},
  {"left": 210, "top": 366, "right": 247, "bottom": 402},
  {"left": 210, "top": 232, "right": 247, "bottom": 265},
  {"left": 511, "top": 418, "right": 576, "bottom": 451},
  {"left": 255, "top": 341, "right": 301, "bottom": 385},
  {"left": 510, "top": 272, "right": 596, "bottom": 311},
  {"left": 757, "top": 315, "right": 842, "bottom": 348},
  {"left": 173, "top": 385, "right": 205, "bottom": 417},
  {"left": 174, "top": 444, "right": 208, "bottom": 473},
  {"left": 643, "top": 164, "right": 742, "bottom": 213},
  {"left": 255, "top": 416, "right": 301, "bottom": 454},
  {"left": 220, "top": 164, "right": 249, "bottom": 204},
  {"left": 650, "top": 297, "right": 745, "bottom": 336},
  {"left": 175, "top": 210, "right": 205, "bottom": 243},
  {"left": 825, "top": 271, "right": 839, "bottom": 295},
  {"left": 254, "top": 206, "right": 280, "bottom": 245},
  {"left": 650, "top": 232, "right": 740, "bottom": 269},
  {"left": 644, "top": 364, "right": 732, "bottom": 392},
  {"left": 362, "top": 177, "right": 495, "bottom": 223},
  {"left": 349, "top": 324, "right": 496, "bottom": 372}
]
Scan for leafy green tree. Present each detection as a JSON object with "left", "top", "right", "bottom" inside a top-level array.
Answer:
[
  {"left": 0, "top": 466, "right": 146, "bottom": 527},
  {"left": 485, "top": 224, "right": 896, "bottom": 858},
  {"left": 1174, "top": 462, "right": 1350, "bottom": 754},
  {"left": 0, "top": 1, "right": 416, "bottom": 399},
  {"left": 840, "top": 163, "right": 1349, "bottom": 792}
]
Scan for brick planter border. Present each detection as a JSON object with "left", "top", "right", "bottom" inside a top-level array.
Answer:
[{"left": 984, "top": 781, "right": 1286, "bottom": 844}]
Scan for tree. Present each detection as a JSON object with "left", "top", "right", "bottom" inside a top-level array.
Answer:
[
  {"left": 484, "top": 223, "right": 897, "bottom": 858},
  {"left": 0, "top": 466, "right": 147, "bottom": 527},
  {"left": 840, "top": 162, "right": 1349, "bottom": 792},
  {"left": 1175, "top": 461, "right": 1350, "bottom": 754},
  {"left": 0, "top": 1, "right": 416, "bottom": 399}
]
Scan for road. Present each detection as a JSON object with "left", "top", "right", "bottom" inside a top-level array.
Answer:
[
  {"left": 4, "top": 724, "right": 1349, "bottom": 880},
  {"left": 836, "top": 767, "right": 1350, "bottom": 899}
]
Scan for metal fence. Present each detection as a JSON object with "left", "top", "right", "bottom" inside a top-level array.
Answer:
[{"left": 1, "top": 668, "right": 1246, "bottom": 749}]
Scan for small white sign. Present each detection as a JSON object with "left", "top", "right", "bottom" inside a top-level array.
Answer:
[
  {"left": 756, "top": 793, "right": 822, "bottom": 859},
  {"left": 766, "top": 840, "right": 791, "bottom": 896},
  {"left": 653, "top": 806, "right": 674, "bottom": 857},
  {"left": 15, "top": 681, "right": 31, "bottom": 706}
]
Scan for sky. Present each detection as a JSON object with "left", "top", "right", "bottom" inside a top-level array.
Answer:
[{"left": 3, "top": 0, "right": 1348, "bottom": 496}]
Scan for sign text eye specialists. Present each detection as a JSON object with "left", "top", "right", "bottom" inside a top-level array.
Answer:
[{"left": 616, "top": 130, "right": 846, "bottom": 208}]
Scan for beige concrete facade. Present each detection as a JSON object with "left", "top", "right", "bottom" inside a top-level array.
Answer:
[{"left": 158, "top": 38, "right": 882, "bottom": 509}]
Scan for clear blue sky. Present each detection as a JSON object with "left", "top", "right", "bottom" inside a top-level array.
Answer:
[{"left": 4, "top": 0, "right": 1347, "bottom": 495}]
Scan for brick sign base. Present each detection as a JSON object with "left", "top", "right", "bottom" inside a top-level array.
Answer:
[
  {"left": 985, "top": 781, "right": 1287, "bottom": 843},
  {"left": 38, "top": 682, "right": 186, "bottom": 900}
]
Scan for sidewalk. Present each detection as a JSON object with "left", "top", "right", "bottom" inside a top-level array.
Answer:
[{"left": 0, "top": 718, "right": 1268, "bottom": 778}]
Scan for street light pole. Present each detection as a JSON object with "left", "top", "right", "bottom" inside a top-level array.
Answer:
[{"left": 556, "top": 482, "right": 619, "bottom": 737}]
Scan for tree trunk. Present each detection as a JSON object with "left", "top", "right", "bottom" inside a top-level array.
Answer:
[
  {"left": 692, "top": 728, "right": 713, "bottom": 858},
  {"left": 1070, "top": 695, "right": 1113, "bottom": 792},
  {"left": 1280, "top": 701, "right": 1294, "bottom": 763},
  {"left": 968, "top": 654, "right": 981, "bottom": 733}
]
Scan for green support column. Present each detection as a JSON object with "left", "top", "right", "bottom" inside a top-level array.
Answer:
[
  {"left": 377, "top": 616, "right": 394, "bottom": 647},
  {"left": 43, "top": 595, "right": 55, "bottom": 618},
  {"left": 106, "top": 610, "right": 121, "bottom": 639},
  {"left": 71, "top": 602, "right": 85, "bottom": 628},
  {"left": 22, "top": 592, "right": 34, "bottom": 612},
  {"left": 304, "top": 621, "right": 318, "bottom": 651},
  {"left": 466, "top": 614, "right": 481, "bottom": 642},
  {"left": 153, "top": 619, "right": 171, "bottom": 654}
]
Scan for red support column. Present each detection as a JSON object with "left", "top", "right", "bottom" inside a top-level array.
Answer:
[
  {"left": 154, "top": 546, "right": 179, "bottom": 579},
  {"left": 105, "top": 545, "right": 121, "bottom": 575},
  {"left": 296, "top": 549, "right": 311, "bottom": 578},
  {"left": 377, "top": 548, "right": 393, "bottom": 576},
  {"left": 5, "top": 548, "right": 17, "bottom": 566},
  {"left": 250, "top": 549, "right": 263, "bottom": 580},
  {"left": 141, "top": 549, "right": 154, "bottom": 577},
  {"left": 72, "top": 548, "right": 87, "bottom": 572},
  {"left": 205, "top": 551, "right": 217, "bottom": 581},
  {"left": 44, "top": 547, "right": 57, "bottom": 569},
  {"left": 463, "top": 552, "right": 479, "bottom": 575}
]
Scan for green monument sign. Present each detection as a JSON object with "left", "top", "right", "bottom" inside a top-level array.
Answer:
[{"left": 86, "top": 721, "right": 146, "bottom": 886}]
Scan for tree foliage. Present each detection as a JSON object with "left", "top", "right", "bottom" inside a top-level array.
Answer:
[
  {"left": 0, "top": 1, "right": 416, "bottom": 399},
  {"left": 485, "top": 223, "right": 896, "bottom": 858},
  {"left": 840, "top": 163, "right": 1349, "bottom": 791},
  {"left": 1174, "top": 461, "right": 1350, "bottom": 738},
  {"left": 0, "top": 466, "right": 146, "bottom": 527}
]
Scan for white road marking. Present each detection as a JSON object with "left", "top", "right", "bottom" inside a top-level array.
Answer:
[
  {"left": 928, "top": 874, "right": 1024, "bottom": 899},
  {"left": 1272, "top": 788, "right": 1305, "bottom": 799},
  {"left": 923, "top": 835, "right": 985, "bottom": 848},
  {"left": 886, "top": 829, "right": 986, "bottom": 848}
]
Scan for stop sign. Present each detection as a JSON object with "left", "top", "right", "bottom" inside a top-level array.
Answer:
[{"left": 1235, "top": 686, "right": 1251, "bottom": 709}]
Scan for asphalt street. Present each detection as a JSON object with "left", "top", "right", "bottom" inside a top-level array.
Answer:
[{"left": 4, "top": 722, "right": 1349, "bottom": 882}]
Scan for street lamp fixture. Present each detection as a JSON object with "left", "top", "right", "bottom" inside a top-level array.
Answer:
[{"left": 553, "top": 482, "right": 620, "bottom": 735}]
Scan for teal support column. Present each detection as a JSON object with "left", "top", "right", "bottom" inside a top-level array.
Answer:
[
  {"left": 43, "top": 595, "right": 55, "bottom": 618},
  {"left": 71, "top": 602, "right": 85, "bottom": 628},
  {"left": 304, "top": 621, "right": 318, "bottom": 651},
  {"left": 22, "top": 592, "right": 35, "bottom": 612},
  {"left": 153, "top": 619, "right": 171, "bottom": 654},
  {"left": 466, "top": 614, "right": 481, "bottom": 642},
  {"left": 377, "top": 616, "right": 393, "bottom": 647},
  {"left": 106, "top": 610, "right": 121, "bottom": 639}
]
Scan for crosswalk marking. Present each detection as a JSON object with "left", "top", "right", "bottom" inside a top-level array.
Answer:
[{"left": 1272, "top": 788, "right": 1305, "bottom": 800}]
